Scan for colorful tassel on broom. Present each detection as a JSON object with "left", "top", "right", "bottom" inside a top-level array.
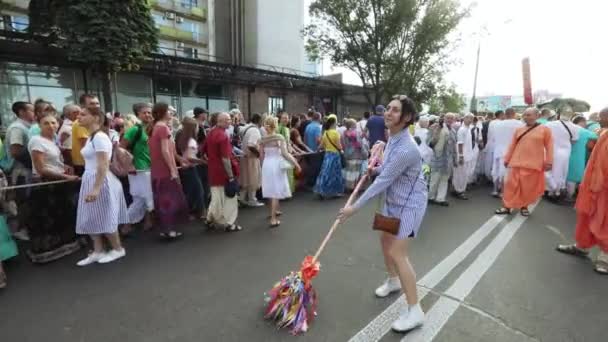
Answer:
[{"left": 263, "top": 144, "right": 385, "bottom": 335}]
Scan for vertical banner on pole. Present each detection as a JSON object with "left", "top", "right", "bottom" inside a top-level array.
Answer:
[{"left": 522, "top": 57, "right": 533, "bottom": 105}]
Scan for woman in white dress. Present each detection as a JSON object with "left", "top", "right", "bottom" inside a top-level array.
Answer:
[
  {"left": 260, "top": 116, "right": 301, "bottom": 228},
  {"left": 75, "top": 107, "right": 129, "bottom": 266}
]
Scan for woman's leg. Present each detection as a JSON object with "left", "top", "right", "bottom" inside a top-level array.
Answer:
[
  {"left": 91, "top": 235, "right": 104, "bottom": 253},
  {"left": 380, "top": 233, "right": 398, "bottom": 277},
  {"left": 105, "top": 232, "right": 123, "bottom": 251},
  {"left": 270, "top": 199, "right": 279, "bottom": 225},
  {"left": 387, "top": 238, "right": 418, "bottom": 305}
]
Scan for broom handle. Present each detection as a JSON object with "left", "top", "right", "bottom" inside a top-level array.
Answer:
[{"left": 312, "top": 173, "right": 368, "bottom": 262}]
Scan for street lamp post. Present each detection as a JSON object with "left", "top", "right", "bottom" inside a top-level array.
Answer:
[{"left": 470, "top": 43, "right": 481, "bottom": 113}]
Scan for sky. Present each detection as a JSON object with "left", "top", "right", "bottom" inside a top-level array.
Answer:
[{"left": 309, "top": 0, "right": 608, "bottom": 112}]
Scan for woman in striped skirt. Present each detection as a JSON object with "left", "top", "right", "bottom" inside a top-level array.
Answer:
[{"left": 75, "top": 107, "right": 128, "bottom": 266}]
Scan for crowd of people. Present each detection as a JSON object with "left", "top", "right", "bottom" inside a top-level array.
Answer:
[{"left": 0, "top": 92, "right": 606, "bottom": 335}]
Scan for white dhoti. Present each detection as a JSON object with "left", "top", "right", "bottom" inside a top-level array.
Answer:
[
  {"left": 429, "top": 171, "right": 449, "bottom": 202},
  {"left": 483, "top": 149, "right": 494, "bottom": 179},
  {"left": 127, "top": 170, "right": 154, "bottom": 224},
  {"left": 453, "top": 160, "right": 474, "bottom": 193},
  {"left": 207, "top": 186, "right": 238, "bottom": 226},
  {"left": 492, "top": 156, "right": 507, "bottom": 184},
  {"left": 467, "top": 157, "right": 478, "bottom": 184},
  {"left": 545, "top": 149, "right": 570, "bottom": 193}
]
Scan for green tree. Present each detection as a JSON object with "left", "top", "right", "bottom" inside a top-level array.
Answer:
[
  {"left": 28, "top": 0, "right": 158, "bottom": 112},
  {"left": 428, "top": 85, "right": 465, "bottom": 113},
  {"left": 304, "top": 0, "right": 467, "bottom": 106}
]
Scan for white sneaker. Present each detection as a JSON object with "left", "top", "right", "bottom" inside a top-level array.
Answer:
[
  {"left": 248, "top": 201, "right": 265, "bottom": 207},
  {"left": 98, "top": 249, "right": 126, "bottom": 264},
  {"left": 76, "top": 252, "right": 105, "bottom": 267},
  {"left": 392, "top": 304, "right": 424, "bottom": 332},
  {"left": 375, "top": 277, "right": 401, "bottom": 297}
]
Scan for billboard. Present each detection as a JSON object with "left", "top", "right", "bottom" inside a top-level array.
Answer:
[{"left": 476, "top": 96, "right": 512, "bottom": 112}]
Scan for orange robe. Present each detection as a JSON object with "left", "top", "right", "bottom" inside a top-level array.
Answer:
[
  {"left": 574, "top": 131, "right": 608, "bottom": 252},
  {"left": 502, "top": 124, "right": 553, "bottom": 209}
]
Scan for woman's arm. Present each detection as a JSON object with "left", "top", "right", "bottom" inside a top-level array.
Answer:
[
  {"left": 161, "top": 137, "right": 178, "bottom": 179},
  {"left": 279, "top": 139, "right": 301, "bottom": 171},
  {"left": 31, "top": 151, "right": 75, "bottom": 180},
  {"left": 352, "top": 149, "right": 414, "bottom": 210}
]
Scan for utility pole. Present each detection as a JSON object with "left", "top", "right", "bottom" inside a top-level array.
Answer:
[{"left": 470, "top": 43, "right": 481, "bottom": 112}]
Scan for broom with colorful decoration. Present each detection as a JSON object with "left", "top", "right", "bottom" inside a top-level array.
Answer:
[{"left": 263, "top": 142, "right": 385, "bottom": 335}]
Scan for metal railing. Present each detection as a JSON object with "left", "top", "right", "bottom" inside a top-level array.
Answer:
[{"left": 149, "top": 0, "right": 207, "bottom": 19}]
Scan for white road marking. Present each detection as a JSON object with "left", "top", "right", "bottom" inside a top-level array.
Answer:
[
  {"left": 402, "top": 202, "right": 538, "bottom": 342},
  {"left": 348, "top": 214, "right": 507, "bottom": 342}
]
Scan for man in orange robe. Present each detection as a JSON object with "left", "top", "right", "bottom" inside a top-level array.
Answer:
[
  {"left": 495, "top": 107, "right": 553, "bottom": 216},
  {"left": 557, "top": 108, "right": 608, "bottom": 274}
]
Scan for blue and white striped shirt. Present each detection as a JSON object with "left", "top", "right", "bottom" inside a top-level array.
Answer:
[{"left": 353, "top": 129, "right": 428, "bottom": 237}]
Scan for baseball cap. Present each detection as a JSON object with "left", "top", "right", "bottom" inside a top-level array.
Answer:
[{"left": 375, "top": 105, "right": 386, "bottom": 114}]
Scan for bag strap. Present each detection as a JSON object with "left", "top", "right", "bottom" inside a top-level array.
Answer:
[
  {"left": 515, "top": 123, "right": 539, "bottom": 145},
  {"left": 325, "top": 131, "right": 341, "bottom": 152},
  {"left": 559, "top": 120, "right": 573, "bottom": 141}
]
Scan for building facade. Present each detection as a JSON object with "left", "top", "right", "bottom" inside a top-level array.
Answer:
[{"left": 0, "top": 0, "right": 371, "bottom": 127}]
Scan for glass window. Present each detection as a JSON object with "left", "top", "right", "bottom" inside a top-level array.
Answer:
[
  {"left": 28, "top": 86, "right": 75, "bottom": 112},
  {"left": 0, "top": 83, "right": 28, "bottom": 127},
  {"left": 181, "top": 47, "right": 199, "bottom": 59},
  {"left": 208, "top": 98, "right": 230, "bottom": 113},
  {"left": 116, "top": 93, "right": 153, "bottom": 114},
  {"left": 181, "top": 96, "right": 206, "bottom": 115},
  {"left": 176, "top": 18, "right": 201, "bottom": 35},
  {"left": 179, "top": 0, "right": 199, "bottom": 10},
  {"left": 11, "top": 15, "right": 28, "bottom": 32},
  {"left": 26, "top": 67, "right": 76, "bottom": 88},
  {"left": 268, "top": 96, "right": 284, "bottom": 114},
  {"left": 0, "top": 62, "right": 27, "bottom": 84}
]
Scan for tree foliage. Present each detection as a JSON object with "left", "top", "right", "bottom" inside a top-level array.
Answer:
[
  {"left": 304, "top": 0, "right": 467, "bottom": 107},
  {"left": 28, "top": 0, "right": 158, "bottom": 111},
  {"left": 538, "top": 98, "right": 591, "bottom": 114},
  {"left": 427, "top": 84, "right": 465, "bottom": 113}
]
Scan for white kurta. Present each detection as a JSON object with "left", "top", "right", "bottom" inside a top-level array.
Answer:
[
  {"left": 544, "top": 120, "right": 579, "bottom": 192},
  {"left": 452, "top": 124, "right": 475, "bottom": 193},
  {"left": 484, "top": 120, "right": 499, "bottom": 179},
  {"left": 491, "top": 119, "right": 524, "bottom": 183}
]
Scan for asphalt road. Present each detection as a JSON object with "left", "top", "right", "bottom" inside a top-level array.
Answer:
[{"left": 1, "top": 186, "right": 605, "bottom": 342}]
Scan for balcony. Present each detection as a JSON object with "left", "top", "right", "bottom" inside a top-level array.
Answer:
[
  {"left": 148, "top": 0, "right": 207, "bottom": 21},
  {"left": 0, "top": 0, "right": 29, "bottom": 13},
  {"left": 158, "top": 25, "right": 207, "bottom": 46}
]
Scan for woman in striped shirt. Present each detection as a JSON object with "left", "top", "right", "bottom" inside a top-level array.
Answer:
[{"left": 338, "top": 95, "right": 428, "bottom": 333}]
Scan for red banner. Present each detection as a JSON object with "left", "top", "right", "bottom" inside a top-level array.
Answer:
[{"left": 522, "top": 58, "right": 533, "bottom": 105}]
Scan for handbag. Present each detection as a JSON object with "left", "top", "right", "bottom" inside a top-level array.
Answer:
[
  {"left": 280, "top": 157, "right": 293, "bottom": 170},
  {"left": 325, "top": 132, "right": 346, "bottom": 168},
  {"left": 372, "top": 167, "right": 422, "bottom": 235}
]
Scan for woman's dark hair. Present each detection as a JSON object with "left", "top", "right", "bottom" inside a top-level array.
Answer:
[
  {"left": 323, "top": 116, "right": 336, "bottom": 130},
  {"left": 290, "top": 115, "right": 300, "bottom": 128},
  {"left": 392, "top": 95, "right": 418, "bottom": 128},
  {"left": 147, "top": 102, "right": 169, "bottom": 136},
  {"left": 176, "top": 117, "right": 197, "bottom": 155},
  {"left": 85, "top": 107, "right": 106, "bottom": 127}
]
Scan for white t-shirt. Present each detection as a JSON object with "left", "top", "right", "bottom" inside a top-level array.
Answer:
[
  {"left": 28, "top": 135, "right": 65, "bottom": 176},
  {"left": 357, "top": 119, "right": 367, "bottom": 134},
  {"left": 241, "top": 124, "right": 262, "bottom": 148},
  {"left": 183, "top": 138, "right": 198, "bottom": 160},
  {"left": 546, "top": 120, "right": 579, "bottom": 151},
  {"left": 457, "top": 124, "right": 475, "bottom": 161},
  {"left": 81, "top": 132, "right": 113, "bottom": 173},
  {"left": 493, "top": 119, "right": 524, "bottom": 158},
  {"left": 57, "top": 118, "right": 73, "bottom": 149}
]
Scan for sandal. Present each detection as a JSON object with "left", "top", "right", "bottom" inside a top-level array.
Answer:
[
  {"left": 594, "top": 261, "right": 608, "bottom": 275},
  {"left": 555, "top": 244, "right": 589, "bottom": 258},
  {"left": 225, "top": 224, "right": 243, "bottom": 232},
  {"left": 267, "top": 211, "right": 283, "bottom": 219},
  {"left": 269, "top": 221, "right": 281, "bottom": 228},
  {"left": 520, "top": 208, "right": 530, "bottom": 217},
  {"left": 495, "top": 207, "right": 511, "bottom": 215}
]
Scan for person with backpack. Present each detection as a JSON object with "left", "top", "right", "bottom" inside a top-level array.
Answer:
[{"left": 119, "top": 103, "right": 154, "bottom": 233}]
